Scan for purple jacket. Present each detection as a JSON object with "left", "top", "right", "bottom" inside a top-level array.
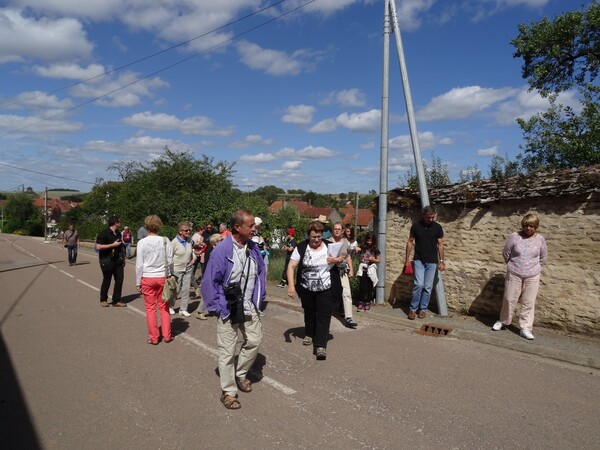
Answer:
[{"left": 201, "top": 235, "right": 266, "bottom": 319}]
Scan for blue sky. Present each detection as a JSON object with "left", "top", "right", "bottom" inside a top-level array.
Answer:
[{"left": 0, "top": 0, "right": 580, "bottom": 195}]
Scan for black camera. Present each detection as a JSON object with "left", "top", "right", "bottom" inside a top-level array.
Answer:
[
  {"left": 224, "top": 281, "right": 242, "bottom": 304},
  {"left": 224, "top": 281, "right": 246, "bottom": 324}
]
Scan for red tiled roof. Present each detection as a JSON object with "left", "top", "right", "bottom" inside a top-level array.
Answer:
[
  {"left": 268, "top": 200, "right": 310, "bottom": 214},
  {"left": 341, "top": 209, "right": 373, "bottom": 228},
  {"left": 32, "top": 198, "right": 78, "bottom": 212}
]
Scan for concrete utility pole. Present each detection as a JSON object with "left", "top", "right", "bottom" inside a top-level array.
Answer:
[
  {"left": 377, "top": 0, "right": 447, "bottom": 315},
  {"left": 43, "top": 187, "right": 49, "bottom": 244}
]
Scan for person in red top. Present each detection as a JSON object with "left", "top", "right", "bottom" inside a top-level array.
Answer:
[{"left": 122, "top": 226, "right": 133, "bottom": 259}]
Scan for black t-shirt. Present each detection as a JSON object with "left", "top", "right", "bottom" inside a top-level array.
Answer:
[
  {"left": 96, "top": 227, "right": 124, "bottom": 260},
  {"left": 410, "top": 220, "right": 444, "bottom": 264}
]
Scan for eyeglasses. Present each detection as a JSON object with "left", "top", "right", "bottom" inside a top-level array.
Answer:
[
  {"left": 181, "top": 229, "right": 190, "bottom": 232},
  {"left": 309, "top": 235, "right": 322, "bottom": 240}
]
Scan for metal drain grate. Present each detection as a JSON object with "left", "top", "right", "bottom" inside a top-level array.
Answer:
[{"left": 415, "top": 323, "right": 453, "bottom": 337}]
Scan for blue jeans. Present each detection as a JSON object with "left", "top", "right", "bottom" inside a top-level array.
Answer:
[
  {"left": 67, "top": 244, "right": 78, "bottom": 264},
  {"left": 410, "top": 260, "right": 437, "bottom": 312}
]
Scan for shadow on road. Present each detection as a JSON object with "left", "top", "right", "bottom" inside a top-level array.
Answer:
[{"left": 0, "top": 333, "right": 41, "bottom": 449}]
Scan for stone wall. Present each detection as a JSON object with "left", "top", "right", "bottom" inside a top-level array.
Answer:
[{"left": 385, "top": 166, "right": 600, "bottom": 336}]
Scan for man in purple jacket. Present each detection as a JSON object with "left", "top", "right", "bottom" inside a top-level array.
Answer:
[{"left": 201, "top": 209, "right": 266, "bottom": 410}]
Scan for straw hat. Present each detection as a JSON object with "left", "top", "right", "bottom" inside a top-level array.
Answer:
[{"left": 317, "top": 214, "right": 329, "bottom": 224}]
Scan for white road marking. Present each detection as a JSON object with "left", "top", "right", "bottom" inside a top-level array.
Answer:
[
  {"left": 83, "top": 283, "right": 298, "bottom": 396},
  {"left": 77, "top": 279, "right": 100, "bottom": 291},
  {"left": 60, "top": 270, "right": 74, "bottom": 278}
]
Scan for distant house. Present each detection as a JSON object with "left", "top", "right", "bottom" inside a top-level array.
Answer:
[
  {"left": 268, "top": 199, "right": 371, "bottom": 229},
  {"left": 339, "top": 205, "right": 373, "bottom": 231},
  {"left": 268, "top": 200, "right": 311, "bottom": 214},
  {"left": 32, "top": 198, "right": 80, "bottom": 223}
]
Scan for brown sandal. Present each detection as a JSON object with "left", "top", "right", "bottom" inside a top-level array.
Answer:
[
  {"left": 220, "top": 393, "right": 241, "bottom": 410},
  {"left": 236, "top": 378, "right": 252, "bottom": 393}
]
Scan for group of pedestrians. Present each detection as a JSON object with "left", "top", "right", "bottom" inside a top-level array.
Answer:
[{"left": 76, "top": 204, "right": 546, "bottom": 411}]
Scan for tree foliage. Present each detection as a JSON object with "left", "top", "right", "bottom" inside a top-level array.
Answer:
[
  {"left": 80, "top": 148, "right": 247, "bottom": 238},
  {"left": 250, "top": 185, "right": 285, "bottom": 205},
  {"left": 512, "top": 1, "right": 600, "bottom": 169},
  {"left": 458, "top": 164, "right": 482, "bottom": 183},
  {"left": 489, "top": 153, "right": 523, "bottom": 181},
  {"left": 401, "top": 153, "right": 451, "bottom": 189},
  {"left": 3, "top": 193, "right": 44, "bottom": 235}
]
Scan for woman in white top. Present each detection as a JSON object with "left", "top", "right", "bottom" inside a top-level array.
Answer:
[
  {"left": 136, "top": 215, "right": 174, "bottom": 345},
  {"left": 286, "top": 221, "right": 344, "bottom": 361},
  {"left": 344, "top": 224, "right": 359, "bottom": 255}
]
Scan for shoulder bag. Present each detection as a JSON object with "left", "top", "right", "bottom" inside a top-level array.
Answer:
[{"left": 162, "top": 237, "right": 177, "bottom": 305}]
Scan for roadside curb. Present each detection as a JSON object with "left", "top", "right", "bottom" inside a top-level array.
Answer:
[{"left": 266, "top": 284, "right": 600, "bottom": 371}]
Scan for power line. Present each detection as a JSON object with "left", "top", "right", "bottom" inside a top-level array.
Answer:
[
  {"left": 0, "top": 162, "right": 95, "bottom": 185},
  {"left": 0, "top": 0, "right": 293, "bottom": 110},
  {"left": 0, "top": 0, "right": 316, "bottom": 139}
]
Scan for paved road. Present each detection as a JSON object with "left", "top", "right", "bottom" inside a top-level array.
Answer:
[{"left": 1, "top": 234, "right": 599, "bottom": 449}]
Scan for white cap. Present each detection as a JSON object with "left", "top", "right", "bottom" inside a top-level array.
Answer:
[{"left": 254, "top": 217, "right": 263, "bottom": 226}]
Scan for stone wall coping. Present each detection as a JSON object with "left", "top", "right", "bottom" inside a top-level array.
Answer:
[{"left": 389, "top": 165, "right": 600, "bottom": 208}]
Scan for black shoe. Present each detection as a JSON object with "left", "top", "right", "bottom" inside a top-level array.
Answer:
[
  {"left": 345, "top": 318, "right": 358, "bottom": 329},
  {"left": 316, "top": 347, "right": 327, "bottom": 360}
]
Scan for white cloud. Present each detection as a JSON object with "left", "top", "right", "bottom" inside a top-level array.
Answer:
[
  {"left": 395, "top": 0, "right": 436, "bottom": 32},
  {"left": 282, "top": 160, "right": 302, "bottom": 169},
  {"left": 309, "top": 109, "right": 381, "bottom": 133},
  {"left": 0, "top": 8, "right": 93, "bottom": 64},
  {"left": 229, "top": 134, "right": 274, "bottom": 148},
  {"left": 123, "top": 111, "right": 234, "bottom": 136},
  {"left": 8, "top": 0, "right": 122, "bottom": 20},
  {"left": 82, "top": 135, "right": 189, "bottom": 157},
  {"left": 470, "top": 0, "right": 550, "bottom": 22},
  {"left": 239, "top": 145, "right": 339, "bottom": 165},
  {"left": 360, "top": 141, "right": 375, "bottom": 150},
  {"left": 69, "top": 72, "right": 169, "bottom": 107},
  {"left": 336, "top": 109, "right": 381, "bottom": 132},
  {"left": 417, "top": 86, "right": 518, "bottom": 121},
  {"left": 494, "top": 87, "right": 581, "bottom": 125},
  {"left": 239, "top": 152, "right": 278, "bottom": 163},
  {"left": 33, "top": 63, "right": 106, "bottom": 80},
  {"left": 0, "top": 114, "right": 83, "bottom": 133},
  {"left": 389, "top": 131, "right": 452, "bottom": 153},
  {"left": 477, "top": 146, "right": 498, "bottom": 157},
  {"left": 282, "top": 104, "right": 316, "bottom": 125},
  {"left": 6, "top": 91, "right": 73, "bottom": 112},
  {"left": 320, "top": 88, "right": 366, "bottom": 107},
  {"left": 295, "top": 145, "right": 338, "bottom": 159},
  {"left": 309, "top": 118, "right": 338, "bottom": 133},
  {"left": 236, "top": 41, "right": 306, "bottom": 76}
]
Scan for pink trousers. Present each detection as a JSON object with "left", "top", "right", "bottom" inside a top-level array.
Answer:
[
  {"left": 499, "top": 271, "right": 540, "bottom": 331},
  {"left": 141, "top": 277, "right": 172, "bottom": 342}
]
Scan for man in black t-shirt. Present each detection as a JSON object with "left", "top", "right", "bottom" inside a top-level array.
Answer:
[
  {"left": 404, "top": 206, "right": 445, "bottom": 320},
  {"left": 95, "top": 215, "right": 127, "bottom": 307}
]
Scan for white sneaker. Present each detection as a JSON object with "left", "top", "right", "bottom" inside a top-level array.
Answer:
[
  {"left": 196, "top": 312, "right": 208, "bottom": 320},
  {"left": 169, "top": 307, "right": 175, "bottom": 315},
  {"left": 520, "top": 329, "right": 535, "bottom": 340},
  {"left": 180, "top": 310, "right": 191, "bottom": 317},
  {"left": 492, "top": 321, "right": 504, "bottom": 331}
]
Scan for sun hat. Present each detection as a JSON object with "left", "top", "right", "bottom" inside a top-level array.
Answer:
[{"left": 317, "top": 214, "right": 329, "bottom": 224}]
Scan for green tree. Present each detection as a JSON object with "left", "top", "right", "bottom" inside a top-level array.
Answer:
[
  {"left": 401, "top": 153, "right": 451, "bottom": 188},
  {"left": 302, "top": 191, "right": 317, "bottom": 205},
  {"left": 459, "top": 164, "right": 482, "bottom": 183},
  {"left": 80, "top": 148, "right": 252, "bottom": 237},
  {"left": 4, "top": 193, "right": 44, "bottom": 235},
  {"left": 251, "top": 185, "right": 285, "bottom": 205},
  {"left": 512, "top": 1, "right": 600, "bottom": 169},
  {"left": 489, "top": 153, "right": 523, "bottom": 181}
]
